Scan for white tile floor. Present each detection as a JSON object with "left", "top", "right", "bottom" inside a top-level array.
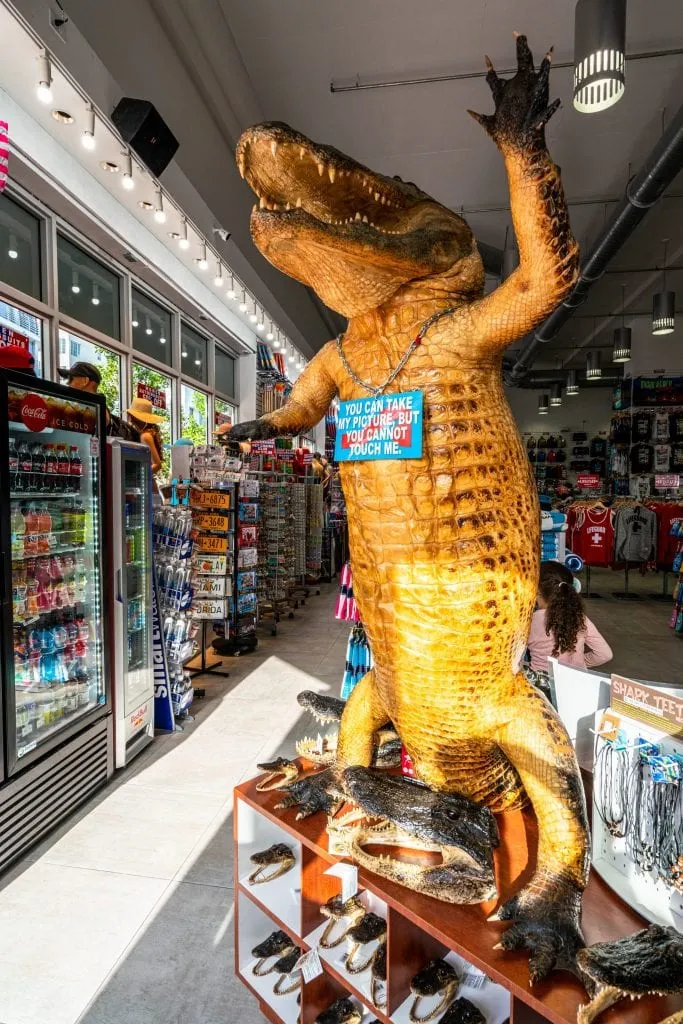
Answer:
[
  {"left": 0, "top": 584, "right": 346, "bottom": 1024},
  {"left": 0, "top": 569, "right": 679, "bottom": 1024}
]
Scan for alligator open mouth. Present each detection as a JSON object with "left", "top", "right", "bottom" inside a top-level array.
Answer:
[{"left": 236, "top": 122, "right": 481, "bottom": 316}]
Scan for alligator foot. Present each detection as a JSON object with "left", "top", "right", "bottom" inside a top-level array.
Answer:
[
  {"left": 273, "top": 767, "right": 344, "bottom": 820},
  {"left": 575, "top": 925, "right": 683, "bottom": 1023},
  {"left": 494, "top": 873, "right": 589, "bottom": 989},
  {"left": 342, "top": 767, "right": 499, "bottom": 904},
  {"left": 256, "top": 757, "right": 299, "bottom": 792}
]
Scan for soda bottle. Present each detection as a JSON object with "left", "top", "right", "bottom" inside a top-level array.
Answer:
[
  {"left": 57, "top": 446, "right": 70, "bottom": 492},
  {"left": 45, "top": 445, "right": 59, "bottom": 491},
  {"left": 31, "top": 442, "right": 46, "bottom": 492},
  {"left": 17, "top": 439, "right": 31, "bottom": 493},
  {"left": 11, "top": 506, "right": 25, "bottom": 558},
  {"left": 8, "top": 438, "right": 18, "bottom": 491},
  {"left": 69, "top": 446, "right": 83, "bottom": 493}
]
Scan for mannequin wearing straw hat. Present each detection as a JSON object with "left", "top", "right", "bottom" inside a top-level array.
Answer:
[{"left": 126, "top": 397, "right": 166, "bottom": 502}]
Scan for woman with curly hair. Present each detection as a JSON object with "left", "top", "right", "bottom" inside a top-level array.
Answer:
[{"left": 526, "top": 562, "right": 612, "bottom": 678}]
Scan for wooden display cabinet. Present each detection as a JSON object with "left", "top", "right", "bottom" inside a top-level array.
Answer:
[{"left": 235, "top": 774, "right": 683, "bottom": 1024}]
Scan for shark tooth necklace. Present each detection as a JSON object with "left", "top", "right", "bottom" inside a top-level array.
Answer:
[{"left": 336, "top": 305, "right": 458, "bottom": 397}]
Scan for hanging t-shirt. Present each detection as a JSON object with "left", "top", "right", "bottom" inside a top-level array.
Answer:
[
  {"left": 670, "top": 413, "right": 683, "bottom": 441},
  {"left": 630, "top": 443, "right": 653, "bottom": 474},
  {"left": 653, "top": 411, "right": 670, "bottom": 442},
  {"left": 630, "top": 475, "right": 651, "bottom": 501},
  {"left": 590, "top": 437, "right": 607, "bottom": 458},
  {"left": 632, "top": 413, "right": 653, "bottom": 443},
  {"left": 654, "top": 445, "right": 671, "bottom": 473},
  {"left": 672, "top": 444, "right": 683, "bottom": 470},
  {"left": 646, "top": 502, "right": 683, "bottom": 568},
  {"left": 614, "top": 505, "right": 657, "bottom": 563},
  {"left": 611, "top": 417, "right": 631, "bottom": 444},
  {"left": 611, "top": 449, "right": 629, "bottom": 477},
  {"left": 569, "top": 506, "right": 615, "bottom": 566}
]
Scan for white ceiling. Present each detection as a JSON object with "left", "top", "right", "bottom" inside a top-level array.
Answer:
[{"left": 50, "top": 0, "right": 683, "bottom": 364}]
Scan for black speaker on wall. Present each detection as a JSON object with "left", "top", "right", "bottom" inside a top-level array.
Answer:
[{"left": 111, "top": 98, "right": 179, "bottom": 178}]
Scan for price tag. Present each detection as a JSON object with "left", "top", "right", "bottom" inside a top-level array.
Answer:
[
  {"left": 294, "top": 948, "right": 323, "bottom": 984},
  {"left": 194, "top": 510, "right": 231, "bottom": 531},
  {"left": 324, "top": 862, "right": 358, "bottom": 903},
  {"left": 462, "top": 968, "right": 488, "bottom": 990},
  {"left": 196, "top": 533, "right": 229, "bottom": 554},
  {"left": 192, "top": 489, "right": 232, "bottom": 510}
]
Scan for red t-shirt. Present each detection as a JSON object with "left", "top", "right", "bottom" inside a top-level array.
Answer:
[
  {"left": 646, "top": 502, "right": 683, "bottom": 569},
  {"left": 569, "top": 507, "right": 615, "bottom": 566}
]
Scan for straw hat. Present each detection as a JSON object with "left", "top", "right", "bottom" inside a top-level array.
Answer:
[{"left": 127, "top": 396, "right": 165, "bottom": 424}]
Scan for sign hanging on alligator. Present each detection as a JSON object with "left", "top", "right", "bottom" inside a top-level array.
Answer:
[{"left": 334, "top": 391, "right": 423, "bottom": 462}]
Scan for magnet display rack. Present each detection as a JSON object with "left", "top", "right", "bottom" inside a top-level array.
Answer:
[{"left": 234, "top": 772, "right": 683, "bottom": 1024}]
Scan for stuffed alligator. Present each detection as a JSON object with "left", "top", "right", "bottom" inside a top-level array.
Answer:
[{"left": 232, "top": 36, "right": 589, "bottom": 985}]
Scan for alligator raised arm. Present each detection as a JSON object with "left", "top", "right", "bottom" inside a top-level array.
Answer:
[{"left": 231, "top": 35, "right": 587, "bottom": 987}]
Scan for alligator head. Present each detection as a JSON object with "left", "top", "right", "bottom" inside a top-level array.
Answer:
[
  {"left": 296, "top": 690, "right": 400, "bottom": 767},
  {"left": 409, "top": 959, "right": 461, "bottom": 1023},
  {"left": 256, "top": 757, "right": 299, "bottom": 792},
  {"left": 248, "top": 842, "right": 296, "bottom": 885},
  {"left": 371, "top": 942, "right": 387, "bottom": 1010},
  {"left": 314, "top": 996, "right": 362, "bottom": 1024},
  {"left": 576, "top": 925, "right": 683, "bottom": 1024},
  {"left": 272, "top": 946, "right": 303, "bottom": 996},
  {"left": 319, "top": 894, "right": 366, "bottom": 949},
  {"left": 251, "top": 929, "right": 295, "bottom": 976},
  {"left": 342, "top": 767, "right": 499, "bottom": 904},
  {"left": 236, "top": 122, "right": 484, "bottom": 317},
  {"left": 439, "top": 998, "right": 486, "bottom": 1024},
  {"left": 297, "top": 690, "right": 345, "bottom": 725},
  {"left": 344, "top": 912, "right": 387, "bottom": 974}
]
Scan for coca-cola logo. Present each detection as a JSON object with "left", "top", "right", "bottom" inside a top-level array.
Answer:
[{"left": 20, "top": 394, "right": 49, "bottom": 432}]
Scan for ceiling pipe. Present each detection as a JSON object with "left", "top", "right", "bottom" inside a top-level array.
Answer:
[{"left": 506, "top": 98, "right": 683, "bottom": 385}]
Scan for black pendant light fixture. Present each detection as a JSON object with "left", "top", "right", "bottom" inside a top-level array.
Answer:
[
  {"left": 550, "top": 382, "right": 563, "bottom": 407},
  {"left": 652, "top": 238, "right": 675, "bottom": 335},
  {"left": 612, "top": 283, "right": 632, "bottom": 362},
  {"left": 573, "top": 0, "right": 627, "bottom": 114},
  {"left": 586, "top": 350, "right": 602, "bottom": 379},
  {"left": 566, "top": 370, "right": 579, "bottom": 396},
  {"left": 538, "top": 394, "right": 549, "bottom": 415}
]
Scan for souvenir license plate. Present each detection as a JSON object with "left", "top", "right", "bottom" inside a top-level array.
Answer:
[
  {"left": 194, "top": 510, "right": 232, "bottom": 532},
  {"left": 195, "top": 554, "right": 230, "bottom": 576},
  {"left": 193, "top": 598, "right": 227, "bottom": 620},
  {"left": 192, "top": 489, "right": 232, "bottom": 510},
  {"left": 194, "top": 576, "right": 231, "bottom": 599},
  {"left": 196, "top": 533, "right": 229, "bottom": 554}
]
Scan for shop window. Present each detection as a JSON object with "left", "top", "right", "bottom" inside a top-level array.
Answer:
[
  {"left": 215, "top": 396, "right": 237, "bottom": 430},
  {"left": 132, "top": 361, "right": 173, "bottom": 481},
  {"left": 0, "top": 192, "right": 42, "bottom": 299},
  {"left": 181, "top": 323, "right": 207, "bottom": 384},
  {"left": 57, "top": 235, "right": 121, "bottom": 340},
  {"left": 58, "top": 329, "right": 121, "bottom": 415},
  {"left": 215, "top": 346, "right": 236, "bottom": 399},
  {"left": 0, "top": 300, "right": 43, "bottom": 377},
  {"left": 181, "top": 383, "right": 208, "bottom": 446},
  {"left": 131, "top": 287, "right": 173, "bottom": 368}
]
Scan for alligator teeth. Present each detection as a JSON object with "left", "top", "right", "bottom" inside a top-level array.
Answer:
[
  {"left": 374, "top": 192, "right": 380, "bottom": 201},
  {"left": 299, "top": 147, "right": 306, "bottom": 159},
  {"left": 270, "top": 141, "right": 278, "bottom": 157},
  {"left": 296, "top": 196, "right": 302, "bottom": 208},
  {"left": 381, "top": 195, "right": 386, "bottom": 205},
  {"left": 362, "top": 214, "right": 369, "bottom": 223},
  {"left": 328, "top": 166, "right": 336, "bottom": 183},
  {"left": 285, "top": 202, "right": 291, "bottom": 211},
  {"left": 317, "top": 162, "right": 325, "bottom": 176},
  {"left": 252, "top": 204, "right": 257, "bottom": 214},
  {"left": 260, "top": 196, "right": 267, "bottom": 209},
  {"left": 355, "top": 212, "right": 362, "bottom": 221},
  {"left": 238, "top": 157, "right": 246, "bottom": 178}
]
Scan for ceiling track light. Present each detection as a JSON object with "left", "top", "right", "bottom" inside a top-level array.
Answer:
[
  {"left": 273, "top": 331, "right": 281, "bottom": 349},
  {"left": 266, "top": 321, "right": 274, "bottom": 341},
  {"left": 550, "top": 382, "right": 562, "bottom": 407},
  {"left": 652, "top": 238, "right": 676, "bottom": 335},
  {"left": 145, "top": 317, "right": 153, "bottom": 335},
  {"left": 586, "top": 349, "right": 602, "bottom": 379},
  {"left": 195, "top": 241, "right": 208, "bottom": 270},
  {"left": 573, "top": 0, "right": 626, "bottom": 114},
  {"left": 249, "top": 302, "right": 258, "bottom": 323},
  {"left": 71, "top": 270, "right": 80, "bottom": 294},
  {"left": 82, "top": 104, "right": 96, "bottom": 150},
  {"left": 36, "top": 50, "right": 53, "bottom": 104},
  {"left": 226, "top": 276, "right": 236, "bottom": 300},
  {"left": 122, "top": 150, "right": 135, "bottom": 190},
  {"left": 239, "top": 289, "right": 248, "bottom": 313},
  {"left": 91, "top": 282, "right": 100, "bottom": 306},
  {"left": 256, "top": 308, "right": 265, "bottom": 331},
  {"left": 565, "top": 369, "right": 579, "bottom": 396},
  {"left": 538, "top": 394, "right": 549, "bottom": 415},
  {"left": 154, "top": 188, "right": 166, "bottom": 223},
  {"left": 612, "top": 283, "right": 632, "bottom": 362},
  {"left": 178, "top": 218, "right": 190, "bottom": 250},
  {"left": 213, "top": 260, "right": 224, "bottom": 287},
  {"left": 288, "top": 349, "right": 296, "bottom": 363},
  {"left": 7, "top": 233, "right": 18, "bottom": 260}
]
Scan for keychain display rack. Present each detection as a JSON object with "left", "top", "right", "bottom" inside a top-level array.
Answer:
[
  {"left": 305, "top": 477, "right": 324, "bottom": 582},
  {"left": 256, "top": 475, "right": 296, "bottom": 634}
]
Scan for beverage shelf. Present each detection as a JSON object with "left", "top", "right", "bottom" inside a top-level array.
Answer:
[
  {"left": 12, "top": 544, "right": 88, "bottom": 561},
  {"left": 11, "top": 491, "right": 84, "bottom": 501}
]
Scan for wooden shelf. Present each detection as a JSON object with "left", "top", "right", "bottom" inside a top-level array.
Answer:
[{"left": 235, "top": 774, "right": 683, "bottom": 1024}]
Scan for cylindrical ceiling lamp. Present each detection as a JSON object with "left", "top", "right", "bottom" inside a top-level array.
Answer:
[
  {"left": 565, "top": 370, "right": 580, "bottom": 396},
  {"left": 652, "top": 239, "right": 675, "bottom": 335},
  {"left": 573, "top": 0, "right": 626, "bottom": 114},
  {"left": 550, "top": 382, "right": 563, "bottom": 407},
  {"left": 538, "top": 394, "right": 549, "bottom": 415},
  {"left": 586, "top": 350, "right": 602, "bottom": 379},
  {"left": 613, "top": 283, "right": 632, "bottom": 361}
]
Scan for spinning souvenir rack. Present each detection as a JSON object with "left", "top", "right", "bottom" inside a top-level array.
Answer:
[{"left": 234, "top": 769, "right": 683, "bottom": 1024}]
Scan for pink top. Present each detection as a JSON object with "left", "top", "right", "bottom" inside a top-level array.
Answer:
[{"left": 527, "top": 609, "right": 613, "bottom": 672}]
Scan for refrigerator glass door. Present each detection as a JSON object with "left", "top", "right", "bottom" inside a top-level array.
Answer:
[
  {"left": 7, "top": 382, "right": 105, "bottom": 769},
  {"left": 122, "top": 452, "right": 151, "bottom": 714}
]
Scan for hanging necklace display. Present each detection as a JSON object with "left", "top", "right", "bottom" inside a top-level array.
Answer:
[{"left": 335, "top": 306, "right": 458, "bottom": 397}]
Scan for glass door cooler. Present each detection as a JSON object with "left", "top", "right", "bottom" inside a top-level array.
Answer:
[
  {"left": 107, "top": 439, "right": 154, "bottom": 767},
  {"left": 0, "top": 371, "right": 113, "bottom": 874}
]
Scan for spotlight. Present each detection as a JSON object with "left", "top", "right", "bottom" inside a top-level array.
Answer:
[
  {"left": 273, "top": 332, "right": 281, "bottom": 349},
  {"left": 613, "top": 283, "right": 632, "bottom": 361},
  {"left": 122, "top": 151, "right": 135, "bottom": 190},
  {"left": 71, "top": 270, "right": 80, "bottom": 294},
  {"left": 266, "top": 322, "right": 274, "bottom": 341},
  {"left": 194, "top": 358, "right": 201, "bottom": 366},
  {"left": 8, "top": 234, "right": 18, "bottom": 260},
  {"left": 288, "top": 350, "right": 296, "bottom": 363},
  {"left": 565, "top": 370, "right": 579, "bottom": 396},
  {"left": 652, "top": 240, "right": 676, "bottom": 335},
  {"left": 256, "top": 309, "right": 265, "bottom": 331},
  {"left": 154, "top": 189, "right": 166, "bottom": 223},
  {"left": 178, "top": 218, "right": 190, "bottom": 250},
  {"left": 249, "top": 302, "right": 258, "bottom": 323},
  {"left": 36, "top": 51, "right": 53, "bottom": 104},
  {"left": 586, "top": 350, "right": 602, "bottom": 379},
  {"left": 195, "top": 242, "right": 209, "bottom": 270},
  {"left": 132, "top": 318, "right": 139, "bottom": 328},
  {"left": 145, "top": 318, "right": 153, "bottom": 336},
  {"left": 82, "top": 104, "right": 96, "bottom": 150},
  {"left": 182, "top": 350, "right": 188, "bottom": 358},
  {"left": 239, "top": 290, "right": 248, "bottom": 313},
  {"left": 159, "top": 336, "right": 167, "bottom": 345},
  {"left": 573, "top": 0, "right": 626, "bottom": 114},
  {"left": 226, "top": 277, "right": 237, "bottom": 300},
  {"left": 91, "top": 283, "right": 100, "bottom": 306},
  {"left": 538, "top": 394, "right": 549, "bottom": 415},
  {"left": 214, "top": 261, "right": 224, "bottom": 287},
  {"left": 550, "top": 382, "right": 562, "bottom": 407}
]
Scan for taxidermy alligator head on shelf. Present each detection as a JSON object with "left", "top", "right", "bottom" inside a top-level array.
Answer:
[
  {"left": 248, "top": 842, "right": 296, "bottom": 884},
  {"left": 255, "top": 757, "right": 299, "bottom": 791},
  {"left": 576, "top": 925, "right": 683, "bottom": 1023},
  {"left": 314, "top": 997, "right": 363, "bottom": 1024},
  {"left": 438, "top": 999, "right": 486, "bottom": 1024},
  {"left": 409, "top": 959, "right": 461, "bottom": 1023},
  {"left": 236, "top": 122, "right": 483, "bottom": 317},
  {"left": 339, "top": 767, "right": 499, "bottom": 904}
]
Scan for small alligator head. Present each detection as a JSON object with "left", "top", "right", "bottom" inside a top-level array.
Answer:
[
  {"left": 319, "top": 894, "right": 366, "bottom": 949},
  {"left": 576, "top": 925, "right": 683, "bottom": 1024},
  {"left": 314, "top": 996, "right": 362, "bottom": 1024},
  {"left": 248, "top": 842, "right": 296, "bottom": 885},
  {"left": 272, "top": 946, "right": 303, "bottom": 996},
  {"left": 439, "top": 998, "right": 486, "bottom": 1024},
  {"left": 344, "top": 912, "right": 387, "bottom": 974},
  {"left": 343, "top": 768, "right": 499, "bottom": 904},
  {"left": 409, "top": 959, "right": 461, "bottom": 1023},
  {"left": 256, "top": 757, "right": 299, "bottom": 792},
  {"left": 251, "top": 929, "right": 295, "bottom": 976},
  {"left": 236, "top": 122, "right": 484, "bottom": 317},
  {"left": 371, "top": 942, "right": 387, "bottom": 1009},
  {"left": 297, "top": 690, "right": 345, "bottom": 725}
]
